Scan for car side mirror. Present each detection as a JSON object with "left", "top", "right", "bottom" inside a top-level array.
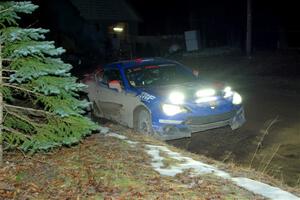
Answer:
[{"left": 108, "top": 80, "right": 122, "bottom": 92}]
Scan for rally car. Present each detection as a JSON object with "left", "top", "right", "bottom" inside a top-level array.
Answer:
[{"left": 83, "top": 58, "right": 245, "bottom": 140}]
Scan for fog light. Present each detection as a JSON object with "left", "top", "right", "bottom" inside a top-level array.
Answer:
[
  {"left": 162, "top": 104, "right": 186, "bottom": 116},
  {"left": 169, "top": 91, "right": 185, "bottom": 104}
]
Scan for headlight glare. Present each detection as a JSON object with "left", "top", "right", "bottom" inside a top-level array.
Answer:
[
  {"left": 232, "top": 92, "right": 242, "bottom": 105},
  {"left": 196, "top": 88, "right": 216, "bottom": 97},
  {"left": 162, "top": 104, "right": 186, "bottom": 116},
  {"left": 224, "top": 86, "right": 231, "bottom": 93},
  {"left": 224, "top": 86, "right": 233, "bottom": 98},
  {"left": 169, "top": 91, "right": 185, "bottom": 104}
]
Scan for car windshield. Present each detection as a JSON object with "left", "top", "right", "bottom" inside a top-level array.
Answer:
[{"left": 125, "top": 63, "right": 197, "bottom": 87}]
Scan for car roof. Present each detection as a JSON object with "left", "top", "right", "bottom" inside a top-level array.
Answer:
[{"left": 104, "top": 57, "right": 178, "bottom": 70}]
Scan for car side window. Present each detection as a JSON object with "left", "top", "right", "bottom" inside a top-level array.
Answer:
[{"left": 102, "top": 69, "right": 124, "bottom": 87}]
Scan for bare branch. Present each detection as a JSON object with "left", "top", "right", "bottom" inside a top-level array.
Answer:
[
  {"left": 1, "top": 69, "right": 16, "bottom": 72},
  {"left": 2, "top": 83, "right": 41, "bottom": 96},
  {"left": 4, "top": 108, "right": 37, "bottom": 127},
  {"left": 4, "top": 103, "right": 53, "bottom": 116},
  {"left": 0, "top": 7, "right": 13, "bottom": 14},
  {"left": 2, "top": 58, "right": 12, "bottom": 62},
  {"left": 2, "top": 126, "right": 32, "bottom": 139}
]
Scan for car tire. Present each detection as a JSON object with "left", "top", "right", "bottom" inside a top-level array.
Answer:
[{"left": 137, "top": 109, "right": 153, "bottom": 135}]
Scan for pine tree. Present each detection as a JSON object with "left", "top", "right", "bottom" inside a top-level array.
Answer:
[{"left": 0, "top": 1, "right": 98, "bottom": 165}]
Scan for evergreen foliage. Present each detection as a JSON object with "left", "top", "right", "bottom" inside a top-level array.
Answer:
[{"left": 0, "top": 1, "right": 98, "bottom": 152}]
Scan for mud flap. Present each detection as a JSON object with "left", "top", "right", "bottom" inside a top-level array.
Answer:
[{"left": 230, "top": 107, "right": 246, "bottom": 130}]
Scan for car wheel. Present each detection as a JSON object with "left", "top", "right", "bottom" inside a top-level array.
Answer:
[{"left": 137, "top": 109, "right": 153, "bottom": 135}]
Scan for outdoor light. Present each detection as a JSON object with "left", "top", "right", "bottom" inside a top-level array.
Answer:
[
  {"left": 162, "top": 104, "right": 186, "bottom": 116},
  {"left": 169, "top": 91, "right": 185, "bottom": 104},
  {"left": 196, "top": 88, "right": 216, "bottom": 97},
  {"left": 224, "top": 86, "right": 234, "bottom": 98},
  {"left": 113, "top": 27, "right": 124, "bottom": 32},
  {"left": 232, "top": 92, "right": 242, "bottom": 105}
]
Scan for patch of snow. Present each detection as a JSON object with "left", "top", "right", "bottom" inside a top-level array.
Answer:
[
  {"left": 155, "top": 166, "right": 184, "bottom": 177},
  {"left": 146, "top": 148, "right": 164, "bottom": 169},
  {"left": 145, "top": 144, "right": 300, "bottom": 200},
  {"left": 232, "top": 178, "right": 300, "bottom": 200},
  {"left": 125, "top": 140, "right": 138, "bottom": 145},
  {"left": 106, "top": 132, "right": 127, "bottom": 140},
  {"left": 146, "top": 145, "right": 231, "bottom": 179},
  {"left": 100, "top": 127, "right": 138, "bottom": 147},
  {"left": 125, "top": 140, "right": 139, "bottom": 147},
  {"left": 98, "top": 126, "right": 110, "bottom": 134}
]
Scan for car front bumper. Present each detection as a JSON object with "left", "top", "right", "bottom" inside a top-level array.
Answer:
[{"left": 152, "top": 107, "right": 245, "bottom": 141}]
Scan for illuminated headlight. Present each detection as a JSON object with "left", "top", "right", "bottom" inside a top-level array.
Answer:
[
  {"left": 232, "top": 92, "right": 242, "bottom": 105},
  {"left": 162, "top": 104, "right": 187, "bottom": 116},
  {"left": 223, "top": 86, "right": 233, "bottom": 98},
  {"left": 196, "top": 88, "right": 216, "bottom": 97},
  {"left": 169, "top": 91, "right": 185, "bottom": 104}
]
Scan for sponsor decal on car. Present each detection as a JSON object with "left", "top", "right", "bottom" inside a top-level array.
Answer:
[{"left": 138, "top": 92, "right": 156, "bottom": 102}]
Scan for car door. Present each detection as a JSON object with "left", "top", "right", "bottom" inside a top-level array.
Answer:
[
  {"left": 95, "top": 68, "right": 145, "bottom": 128},
  {"left": 95, "top": 68, "right": 126, "bottom": 122}
]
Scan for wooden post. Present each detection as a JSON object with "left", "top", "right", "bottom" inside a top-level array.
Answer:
[
  {"left": 0, "top": 43, "right": 3, "bottom": 166},
  {"left": 246, "top": 0, "right": 252, "bottom": 57}
]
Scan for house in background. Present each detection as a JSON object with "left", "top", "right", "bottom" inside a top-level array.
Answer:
[{"left": 70, "top": 0, "right": 141, "bottom": 59}]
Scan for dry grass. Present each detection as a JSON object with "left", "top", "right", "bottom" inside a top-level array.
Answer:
[{"left": 249, "top": 116, "right": 280, "bottom": 168}]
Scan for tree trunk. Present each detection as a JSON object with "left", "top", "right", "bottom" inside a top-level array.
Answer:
[
  {"left": 0, "top": 44, "right": 3, "bottom": 166},
  {"left": 246, "top": 0, "right": 252, "bottom": 57}
]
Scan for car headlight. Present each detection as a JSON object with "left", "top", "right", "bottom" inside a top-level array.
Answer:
[
  {"left": 223, "top": 86, "right": 233, "bottom": 98},
  {"left": 169, "top": 91, "right": 185, "bottom": 104},
  {"left": 196, "top": 88, "right": 216, "bottom": 97},
  {"left": 162, "top": 104, "right": 187, "bottom": 116},
  {"left": 232, "top": 92, "right": 242, "bottom": 105}
]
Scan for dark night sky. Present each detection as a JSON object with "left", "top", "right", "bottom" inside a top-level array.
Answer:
[
  {"left": 25, "top": 0, "right": 300, "bottom": 49},
  {"left": 127, "top": 0, "right": 300, "bottom": 39}
]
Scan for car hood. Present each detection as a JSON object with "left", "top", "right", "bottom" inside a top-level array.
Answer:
[{"left": 141, "top": 81, "right": 224, "bottom": 102}]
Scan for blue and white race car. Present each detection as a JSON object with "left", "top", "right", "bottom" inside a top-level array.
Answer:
[{"left": 84, "top": 58, "right": 245, "bottom": 140}]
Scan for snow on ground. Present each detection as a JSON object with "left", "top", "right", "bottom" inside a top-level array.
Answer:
[
  {"left": 146, "top": 144, "right": 300, "bottom": 200},
  {"left": 102, "top": 127, "right": 299, "bottom": 200},
  {"left": 98, "top": 126, "right": 110, "bottom": 134},
  {"left": 232, "top": 178, "right": 300, "bottom": 200},
  {"left": 146, "top": 145, "right": 231, "bottom": 178},
  {"left": 99, "top": 126, "right": 139, "bottom": 147},
  {"left": 106, "top": 132, "right": 127, "bottom": 140}
]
